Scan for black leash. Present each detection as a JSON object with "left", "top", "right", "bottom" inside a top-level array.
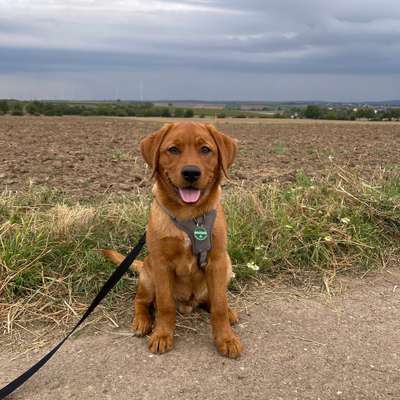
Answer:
[{"left": 0, "top": 232, "right": 146, "bottom": 399}]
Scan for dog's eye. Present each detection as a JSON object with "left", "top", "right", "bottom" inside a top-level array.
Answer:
[
  {"left": 200, "top": 146, "right": 211, "bottom": 154},
  {"left": 168, "top": 146, "right": 180, "bottom": 154}
]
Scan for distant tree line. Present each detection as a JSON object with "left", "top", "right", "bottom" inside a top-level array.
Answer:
[
  {"left": 0, "top": 100, "right": 195, "bottom": 118},
  {"left": 287, "top": 105, "right": 400, "bottom": 121},
  {"left": 1, "top": 100, "right": 400, "bottom": 121}
]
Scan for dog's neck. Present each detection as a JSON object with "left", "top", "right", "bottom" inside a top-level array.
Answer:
[{"left": 152, "top": 179, "right": 221, "bottom": 221}]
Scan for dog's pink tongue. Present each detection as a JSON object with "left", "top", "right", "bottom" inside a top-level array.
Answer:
[{"left": 179, "top": 188, "right": 201, "bottom": 203}]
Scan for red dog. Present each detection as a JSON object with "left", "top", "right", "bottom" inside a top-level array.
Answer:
[{"left": 102, "top": 122, "right": 242, "bottom": 358}]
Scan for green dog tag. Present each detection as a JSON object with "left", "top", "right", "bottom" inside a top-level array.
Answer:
[{"left": 194, "top": 226, "right": 208, "bottom": 241}]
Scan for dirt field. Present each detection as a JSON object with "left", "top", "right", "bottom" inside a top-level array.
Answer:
[
  {"left": 1, "top": 116, "right": 399, "bottom": 196},
  {"left": 1, "top": 270, "right": 400, "bottom": 400}
]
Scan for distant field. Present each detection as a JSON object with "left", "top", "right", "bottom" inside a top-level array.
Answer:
[{"left": 1, "top": 116, "right": 399, "bottom": 196}]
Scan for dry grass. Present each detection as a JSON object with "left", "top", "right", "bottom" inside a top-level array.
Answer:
[
  {"left": 47, "top": 204, "right": 97, "bottom": 237},
  {"left": 0, "top": 166, "right": 399, "bottom": 339},
  {"left": 226, "top": 166, "right": 399, "bottom": 286},
  {"left": 0, "top": 189, "right": 148, "bottom": 341}
]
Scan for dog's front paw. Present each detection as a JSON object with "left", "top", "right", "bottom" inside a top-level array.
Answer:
[
  {"left": 132, "top": 313, "right": 152, "bottom": 336},
  {"left": 148, "top": 331, "right": 174, "bottom": 354},
  {"left": 215, "top": 333, "right": 242, "bottom": 359}
]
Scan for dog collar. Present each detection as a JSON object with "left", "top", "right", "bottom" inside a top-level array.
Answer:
[{"left": 155, "top": 199, "right": 217, "bottom": 269}]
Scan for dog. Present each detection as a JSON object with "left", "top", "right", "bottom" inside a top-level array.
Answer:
[{"left": 101, "top": 122, "right": 242, "bottom": 358}]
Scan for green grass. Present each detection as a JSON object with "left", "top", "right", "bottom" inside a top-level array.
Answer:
[
  {"left": 111, "top": 148, "right": 127, "bottom": 161},
  {"left": 226, "top": 167, "right": 399, "bottom": 282},
  {"left": 272, "top": 142, "right": 287, "bottom": 155},
  {"left": 0, "top": 190, "right": 149, "bottom": 333},
  {"left": 0, "top": 167, "right": 399, "bottom": 332}
]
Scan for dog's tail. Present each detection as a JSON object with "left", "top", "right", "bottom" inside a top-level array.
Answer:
[{"left": 99, "top": 249, "right": 143, "bottom": 272}]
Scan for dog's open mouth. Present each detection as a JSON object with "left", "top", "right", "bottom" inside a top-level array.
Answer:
[
  {"left": 165, "top": 174, "right": 202, "bottom": 204},
  {"left": 178, "top": 188, "right": 201, "bottom": 204}
]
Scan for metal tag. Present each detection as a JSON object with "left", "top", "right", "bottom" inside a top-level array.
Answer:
[{"left": 194, "top": 226, "right": 208, "bottom": 241}]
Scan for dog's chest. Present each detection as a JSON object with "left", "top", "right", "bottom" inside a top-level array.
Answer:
[
  {"left": 174, "top": 238, "right": 208, "bottom": 304},
  {"left": 174, "top": 234, "right": 198, "bottom": 276},
  {"left": 150, "top": 203, "right": 208, "bottom": 276}
]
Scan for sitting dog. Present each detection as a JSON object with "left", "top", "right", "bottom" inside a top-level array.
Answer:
[{"left": 102, "top": 122, "right": 242, "bottom": 358}]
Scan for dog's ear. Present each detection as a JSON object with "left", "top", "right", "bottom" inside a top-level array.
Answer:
[
  {"left": 206, "top": 124, "right": 237, "bottom": 178},
  {"left": 140, "top": 123, "right": 173, "bottom": 177}
]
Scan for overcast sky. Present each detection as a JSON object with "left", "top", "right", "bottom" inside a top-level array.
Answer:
[{"left": 0, "top": 0, "right": 399, "bottom": 101}]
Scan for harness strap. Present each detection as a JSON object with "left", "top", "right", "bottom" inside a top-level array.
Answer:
[{"left": 156, "top": 200, "right": 216, "bottom": 269}]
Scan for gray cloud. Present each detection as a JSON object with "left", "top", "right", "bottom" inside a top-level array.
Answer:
[{"left": 0, "top": 0, "right": 399, "bottom": 100}]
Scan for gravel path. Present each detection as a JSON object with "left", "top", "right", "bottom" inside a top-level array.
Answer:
[{"left": 1, "top": 271, "right": 399, "bottom": 400}]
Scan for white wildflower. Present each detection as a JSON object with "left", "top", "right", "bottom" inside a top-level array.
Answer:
[
  {"left": 324, "top": 235, "right": 333, "bottom": 242},
  {"left": 246, "top": 261, "right": 260, "bottom": 271}
]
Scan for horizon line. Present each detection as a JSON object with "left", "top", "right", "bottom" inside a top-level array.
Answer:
[{"left": 1, "top": 98, "right": 400, "bottom": 104}]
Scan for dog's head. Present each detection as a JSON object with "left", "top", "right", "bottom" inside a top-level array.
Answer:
[{"left": 140, "top": 122, "right": 237, "bottom": 205}]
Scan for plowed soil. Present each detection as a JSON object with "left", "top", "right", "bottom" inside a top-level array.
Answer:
[{"left": 1, "top": 116, "right": 399, "bottom": 196}]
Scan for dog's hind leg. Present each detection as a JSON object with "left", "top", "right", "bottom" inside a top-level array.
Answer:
[{"left": 132, "top": 258, "right": 155, "bottom": 336}]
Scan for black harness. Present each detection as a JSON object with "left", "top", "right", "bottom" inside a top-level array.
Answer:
[{"left": 156, "top": 200, "right": 217, "bottom": 269}]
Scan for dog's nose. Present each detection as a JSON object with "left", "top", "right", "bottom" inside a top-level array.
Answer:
[{"left": 181, "top": 165, "right": 201, "bottom": 183}]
